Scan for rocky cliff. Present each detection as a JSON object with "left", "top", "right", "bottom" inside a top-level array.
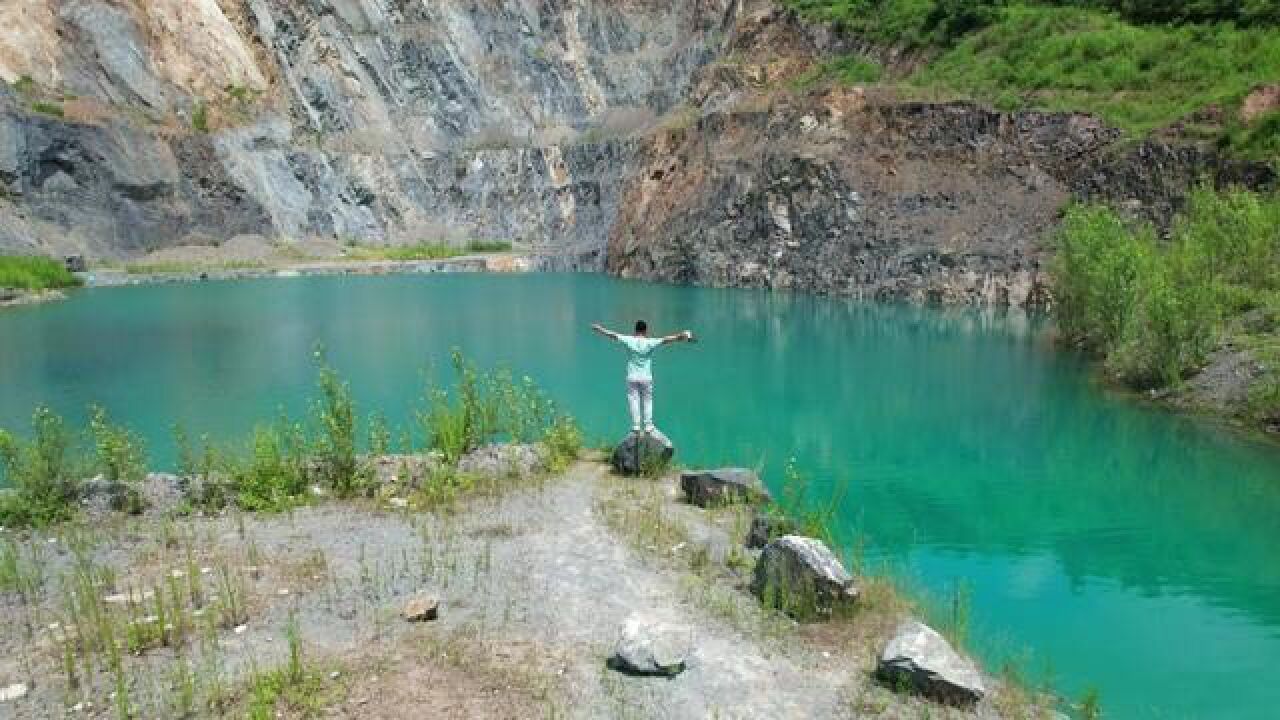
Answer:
[
  {"left": 0, "top": 0, "right": 735, "bottom": 262},
  {"left": 0, "top": 0, "right": 1272, "bottom": 300},
  {"left": 605, "top": 4, "right": 1275, "bottom": 306}
]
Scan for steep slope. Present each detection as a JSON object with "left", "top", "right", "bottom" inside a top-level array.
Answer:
[
  {"left": 605, "top": 4, "right": 1274, "bottom": 306},
  {"left": 0, "top": 0, "right": 736, "bottom": 262}
]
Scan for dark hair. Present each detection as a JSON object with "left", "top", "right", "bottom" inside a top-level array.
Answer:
[{"left": 634, "top": 320, "right": 648, "bottom": 335}]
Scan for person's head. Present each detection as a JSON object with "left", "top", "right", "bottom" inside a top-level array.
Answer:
[{"left": 634, "top": 320, "right": 648, "bottom": 336}]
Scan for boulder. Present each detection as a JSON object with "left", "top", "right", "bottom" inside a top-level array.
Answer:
[
  {"left": 610, "top": 430, "right": 674, "bottom": 476},
  {"left": 457, "top": 443, "right": 547, "bottom": 478},
  {"left": 402, "top": 594, "right": 439, "bottom": 623},
  {"left": 750, "top": 535, "right": 858, "bottom": 618},
  {"left": 607, "top": 614, "right": 690, "bottom": 677},
  {"left": 877, "top": 621, "right": 986, "bottom": 707},
  {"left": 680, "top": 468, "right": 770, "bottom": 507}
]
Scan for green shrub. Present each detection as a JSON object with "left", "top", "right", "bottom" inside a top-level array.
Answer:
[
  {"left": 88, "top": 406, "right": 147, "bottom": 514},
  {"left": 464, "top": 240, "right": 513, "bottom": 253},
  {"left": 31, "top": 101, "right": 63, "bottom": 118},
  {"left": 0, "top": 407, "right": 83, "bottom": 526},
  {"left": 543, "top": 415, "right": 583, "bottom": 472},
  {"left": 1053, "top": 187, "right": 1280, "bottom": 389},
  {"left": 794, "top": 55, "right": 884, "bottom": 89},
  {"left": 311, "top": 355, "right": 362, "bottom": 496},
  {"left": 233, "top": 421, "right": 307, "bottom": 513},
  {"left": 421, "top": 350, "right": 573, "bottom": 466},
  {"left": 0, "top": 255, "right": 81, "bottom": 291},
  {"left": 191, "top": 102, "right": 209, "bottom": 133}
]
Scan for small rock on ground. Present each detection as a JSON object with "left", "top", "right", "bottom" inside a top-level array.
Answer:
[
  {"left": 877, "top": 620, "right": 986, "bottom": 707},
  {"left": 0, "top": 683, "right": 29, "bottom": 702},
  {"left": 608, "top": 613, "right": 691, "bottom": 677},
  {"left": 402, "top": 594, "right": 440, "bottom": 623}
]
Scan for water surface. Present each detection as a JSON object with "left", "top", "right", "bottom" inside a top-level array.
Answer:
[{"left": 1, "top": 273, "right": 1278, "bottom": 718}]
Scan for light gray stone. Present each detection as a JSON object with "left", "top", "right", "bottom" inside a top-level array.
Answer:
[
  {"left": 457, "top": 443, "right": 547, "bottom": 478},
  {"left": 402, "top": 594, "right": 439, "bottom": 623},
  {"left": 608, "top": 614, "right": 691, "bottom": 677},
  {"left": 877, "top": 621, "right": 986, "bottom": 707}
]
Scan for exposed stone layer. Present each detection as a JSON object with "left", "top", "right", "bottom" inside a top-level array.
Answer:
[{"left": 0, "top": 0, "right": 736, "bottom": 261}]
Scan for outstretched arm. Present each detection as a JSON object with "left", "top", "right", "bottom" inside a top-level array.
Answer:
[
  {"left": 591, "top": 323, "right": 622, "bottom": 341},
  {"left": 660, "top": 330, "right": 695, "bottom": 345}
]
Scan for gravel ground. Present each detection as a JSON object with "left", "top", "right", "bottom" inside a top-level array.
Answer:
[{"left": 0, "top": 461, "right": 1026, "bottom": 719}]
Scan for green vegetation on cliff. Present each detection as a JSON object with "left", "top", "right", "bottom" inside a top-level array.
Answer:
[
  {"left": 784, "top": 1, "right": 1280, "bottom": 158},
  {"left": 1052, "top": 187, "right": 1280, "bottom": 418},
  {"left": 0, "top": 255, "right": 80, "bottom": 291}
]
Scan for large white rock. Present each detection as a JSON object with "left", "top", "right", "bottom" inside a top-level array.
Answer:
[
  {"left": 877, "top": 621, "right": 986, "bottom": 707},
  {"left": 608, "top": 613, "right": 691, "bottom": 677}
]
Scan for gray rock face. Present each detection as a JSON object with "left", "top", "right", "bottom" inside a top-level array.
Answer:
[
  {"left": 457, "top": 443, "right": 547, "bottom": 478},
  {"left": 608, "top": 614, "right": 691, "bottom": 677},
  {"left": 610, "top": 431, "right": 674, "bottom": 476},
  {"left": 680, "top": 468, "right": 769, "bottom": 507},
  {"left": 0, "top": 0, "right": 735, "bottom": 260},
  {"left": 877, "top": 621, "right": 986, "bottom": 707},
  {"left": 750, "top": 535, "right": 858, "bottom": 618},
  {"left": 604, "top": 11, "right": 1275, "bottom": 308}
]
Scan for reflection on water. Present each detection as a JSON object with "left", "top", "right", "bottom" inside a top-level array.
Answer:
[{"left": 1, "top": 273, "right": 1279, "bottom": 718}]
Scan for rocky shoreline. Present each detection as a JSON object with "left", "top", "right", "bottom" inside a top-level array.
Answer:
[{"left": 0, "top": 444, "right": 1059, "bottom": 719}]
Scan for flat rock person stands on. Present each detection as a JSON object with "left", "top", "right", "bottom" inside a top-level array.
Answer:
[{"left": 591, "top": 320, "right": 695, "bottom": 442}]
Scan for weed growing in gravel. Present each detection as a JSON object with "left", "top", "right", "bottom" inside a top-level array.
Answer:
[
  {"left": 88, "top": 406, "right": 147, "bottom": 514},
  {"left": 0, "top": 407, "right": 83, "bottom": 526}
]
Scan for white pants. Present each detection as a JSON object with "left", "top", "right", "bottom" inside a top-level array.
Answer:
[{"left": 626, "top": 379, "right": 654, "bottom": 431}]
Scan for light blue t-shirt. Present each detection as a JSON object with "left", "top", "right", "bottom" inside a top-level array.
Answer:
[{"left": 619, "top": 335, "right": 664, "bottom": 382}]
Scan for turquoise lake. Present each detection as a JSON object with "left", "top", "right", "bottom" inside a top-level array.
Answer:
[{"left": 2, "top": 272, "right": 1279, "bottom": 718}]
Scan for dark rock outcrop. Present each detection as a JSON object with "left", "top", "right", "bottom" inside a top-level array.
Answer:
[
  {"left": 877, "top": 621, "right": 986, "bottom": 707},
  {"left": 610, "top": 431, "right": 674, "bottom": 476},
  {"left": 680, "top": 468, "right": 770, "bottom": 507},
  {"left": 750, "top": 534, "right": 858, "bottom": 618}
]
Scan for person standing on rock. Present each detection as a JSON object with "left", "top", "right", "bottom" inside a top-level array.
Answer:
[{"left": 591, "top": 321, "right": 694, "bottom": 439}]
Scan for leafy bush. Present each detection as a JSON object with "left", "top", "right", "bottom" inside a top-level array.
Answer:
[
  {"left": 311, "top": 355, "right": 362, "bottom": 496},
  {"left": 543, "top": 415, "right": 583, "bottom": 472},
  {"left": 191, "top": 102, "right": 209, "bottom": 133},
  {"left": 0, "top": 255, "right": 81, "bottom": 291},
  {"left": 421, "top": 350, "right": 572, "bottom": 466},
  {"left": 1053, "top": 187, "right": 1280, "bottom": 388},
  {"left": 233, "top": 421, "right": 308, "bottom": 513},
  {"left": 31, "top": 101, "right": 64, "bottom": 118},
  {"left": 464, "top": 240, "right": 513, "bottom": 253},
  {"left": 88, "top": 406, "right": 147, "bottom": 514},
  {"left": 0, "top": 408, "right": 82, "bottom": 526}
]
